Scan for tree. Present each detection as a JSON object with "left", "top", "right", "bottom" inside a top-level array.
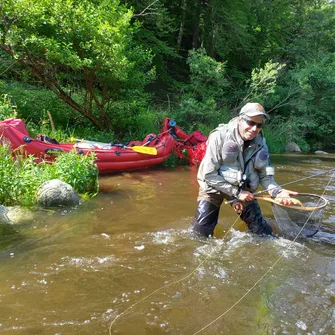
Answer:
[{"left": 0, "top": 0, "right": 154, "bottom": 131}]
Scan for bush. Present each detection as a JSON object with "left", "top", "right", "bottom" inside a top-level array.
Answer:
[
  {"left": 48, "top": 150, "right": 99, "bottom": 195},
  {"left": 289, "top": 55, "right": 335, "bottom": 149},
  {"left": 264, "top": 113, "right": 311, "bottom": 153},
  {"left": 0, "top": 145, "right": 98, "bottom": 207},
  {"left": 169, "top": 49, "right": 230, "bottom": 132},
  {"left": 0, "top": 93, "right": 17, "bottom": 119},
  {"left": 0, "top": 81, "right": 80, "bottom": 127}
]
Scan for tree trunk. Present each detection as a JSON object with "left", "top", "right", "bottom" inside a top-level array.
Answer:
[
  {"left": 177, "top": 0, "right": 187, "bottom": 49},
  {"left": 192, "top": 0, "right": 202, "bottom": 49},
  {"left": 0, "top": 44, "right": 109, "bottom": 131},
  {"left": 208, "top": 3, "right": 215, "bottom": 57}
]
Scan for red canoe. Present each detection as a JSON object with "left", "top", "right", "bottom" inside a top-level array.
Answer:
[
  {"left": 0, "top": 118, "right": 176, "bottom": 174},
  {"left": 161, "top": 118, "right": 207, "bottom": 165}
]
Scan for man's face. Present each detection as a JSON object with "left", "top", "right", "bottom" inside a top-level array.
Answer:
[{"left": 238, "top": 115, "right": 264, "bottom": 141}]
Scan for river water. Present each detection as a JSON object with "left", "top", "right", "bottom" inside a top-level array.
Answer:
[{"left": 0, "top": 154, "right": 334, "bottom": 335}]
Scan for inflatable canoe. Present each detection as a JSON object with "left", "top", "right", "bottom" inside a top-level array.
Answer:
[{"left": 0, "top": 118, "right": 176, "bottom": 174}]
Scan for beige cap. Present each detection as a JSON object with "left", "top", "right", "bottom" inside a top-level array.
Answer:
[{"left": 239, "top": 102, "right": 270, "bottom": 120}]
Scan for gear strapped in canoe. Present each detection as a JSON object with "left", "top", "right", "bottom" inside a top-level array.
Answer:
[{"left": 73, "top": 138, "right": 158, "bottom": 155}]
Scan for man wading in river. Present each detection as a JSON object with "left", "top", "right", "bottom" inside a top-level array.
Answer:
[{"left": 192, "top": 102, "right": 298, "bottom": 237}]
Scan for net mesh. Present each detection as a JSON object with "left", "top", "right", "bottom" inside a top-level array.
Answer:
[{"left": 271, "top": 193, "right": 328, "bottom": 237}]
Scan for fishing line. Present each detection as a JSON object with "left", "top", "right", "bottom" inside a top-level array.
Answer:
[
  {"left": 108, "top": 215, "right": 242, "bottom": 334},
  {"left": 108, "top": 168, "right": 334, "bottom": 333},
  {"left": 192, "top": 171, "right": 334, "bottom": 334},
  {"left": 254, "top": 167, "right": 335, "bottom": 196}
]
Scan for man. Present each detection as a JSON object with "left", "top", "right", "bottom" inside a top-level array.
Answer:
[{"left": 192, "top": 102, "right": 297, "bottom": 237}]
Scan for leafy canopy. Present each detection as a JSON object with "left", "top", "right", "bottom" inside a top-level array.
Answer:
[{"left": 0, "top": 0, "right": 154, "bottom": 130}]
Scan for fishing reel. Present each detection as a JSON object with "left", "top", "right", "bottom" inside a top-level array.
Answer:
[{"left": 231, "top": 200, "right": 244, "bottom": 214}]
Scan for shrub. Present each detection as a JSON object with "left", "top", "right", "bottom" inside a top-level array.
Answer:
[
  {"left": 170, "top": 49, "right": 230, "bottom": 132},
  {"left": 0, "top": 81, "right": 80, "bottom": 127},
  {"left": 264, "top": 115, "right": 310, "bottom": 153},
  {"left": 0, "top": 93, "right": 17, "bottom": 120},
  {"left": 0, "top": 145, "right": 98, "bottom": 207},
  {"left": 49, "top": 150, "right": 99, "bottom": 196}
]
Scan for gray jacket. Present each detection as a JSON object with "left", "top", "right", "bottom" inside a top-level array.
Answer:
[{"left": 197, "top": 117, "right": 279, "bottom": 198}]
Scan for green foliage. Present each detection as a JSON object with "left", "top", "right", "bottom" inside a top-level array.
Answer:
[
  {"left": 1, "top": 0, "right": 335, "bottom": 151},
  {"left": 0, "top": 146, "right": 46, "bottom": 206},
  {"left": 103, "top": 96, "right": 157, "bottom": 140},
  {"left": 262, "top": 127, "right": 286, "bottom": 154},
  {"left": 119, "top": 107, "right": 163, "bottom": 142},
  {"left": 187, "top": 49, "right": 229, "bottom": 100},
  {"left": 176, "top": 95, "right": 220, "bottom": 131},
  {"left": 290, "top": 55, "right": 335, "bottom": 147},
  {"left": 160, "top": 151, "right": 180, "bottom": 168},
  {"left": 285, "top": 2, "right": 335, "bottom": 65},
  {"left": 0, "top": 145, "right": 98, "bottom": 207},
  {"left": 0, "top": 0, "right": 154, "bottom": 131},
  {"left": 204, "top": 0, "right": 256, "bottom": 66},
  {"left": 0, "top": 82, "right": 80, "bottom": 127},
  {"left": 265, "top": 54, "right": 335, "bottom": 151},
  {"left": 0, "top": 93, "right": 17, "bottom": 119},
  {"left": 263, "top": 118, "right": 310, "bottom": 154},
  {"left": 246, "top": 61, "right": 286, "bottom": 103},
  {"left": 171, "top": 49, "right": 230, "bottom": 132},
  {"left": 160, "top": 150, "right": 191, "bottom": 168},
  {"left": 48, "top": 150, "right": 99, "bottom": 195},
  {"left": 122, "top": 0, "right": 180, "bottom": 84}
]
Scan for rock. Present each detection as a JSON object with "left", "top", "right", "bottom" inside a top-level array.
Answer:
[
  {"left": 37, "top": 179, "right": 80, "bottom": 208},
  {"left": 286, "top": 142, "right": 302, "bottom": 153},
  {"left": 0, "top": 205, "right": 11, "bottom": 224},
  {"left": 315, "top": 150, "right": 328, "bottom": 155},
  {"left": 6, "top": 206, "right": 36, "bottom": 224}
]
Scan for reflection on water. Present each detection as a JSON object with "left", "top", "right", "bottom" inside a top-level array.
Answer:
[{"left": 0, "top": 154, "right": 334, "bottom": 334}]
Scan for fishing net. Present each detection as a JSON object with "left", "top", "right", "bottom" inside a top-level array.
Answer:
[{"left": 271, "top": 193, "right": 328, "bottom": 237}]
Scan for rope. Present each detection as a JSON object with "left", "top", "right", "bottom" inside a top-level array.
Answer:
[
  {"left": 192, "top": 172, "right": 334, "bottom": 334},
  {"left": 108, "top": 215, "right": 242, "bottom": 334}
]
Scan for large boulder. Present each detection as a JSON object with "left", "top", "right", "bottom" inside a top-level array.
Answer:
[
  {"left": 37, "top": 179, "right": 80, "bottom": 208},
  {"left": 286, "top": 142, "right": 302, "bottom": 153},
  {"left": 315, "top": 150, "right": 329, "bottom": 155}
]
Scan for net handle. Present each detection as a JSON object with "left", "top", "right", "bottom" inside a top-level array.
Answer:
[{"left": 254, "top": 193, "right": 328, "bottom": 211}]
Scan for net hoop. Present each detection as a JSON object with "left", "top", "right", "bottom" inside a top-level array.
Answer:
[{"left": 255, "top": 193, "right": 328, "bottom": 211}]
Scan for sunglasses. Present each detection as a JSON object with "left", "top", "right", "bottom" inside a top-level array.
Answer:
[{"left": 242, "top": 117, "right": 264, "bottom": 129}]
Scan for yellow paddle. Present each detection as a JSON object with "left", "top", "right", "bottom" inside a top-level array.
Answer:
[{"left": 128, "top": 146, "right": 157, "bottom": 155}]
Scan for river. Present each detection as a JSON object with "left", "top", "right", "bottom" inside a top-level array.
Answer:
[{"left": 0, "top": 153, "right": 334, "bottom": 334}]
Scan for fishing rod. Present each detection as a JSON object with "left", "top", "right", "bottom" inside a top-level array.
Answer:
[{"left": 254, "top": 167, "right": 335, "bottom": 196}]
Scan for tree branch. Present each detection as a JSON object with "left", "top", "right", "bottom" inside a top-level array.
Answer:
[{"left": 133, "top": 0, "right": 159, "bottom": 17}]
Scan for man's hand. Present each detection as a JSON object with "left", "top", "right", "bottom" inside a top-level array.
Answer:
[
  {"left": 238, "top": 190, "right": 254, "bottom": 202},
  {"left": 276, "top": 189, "right": 299, "bottom": 206}
]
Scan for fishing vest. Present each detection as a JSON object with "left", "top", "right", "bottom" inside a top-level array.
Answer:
[{"left": 197, "top": 118, "right": 278, "bottom": 196}]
